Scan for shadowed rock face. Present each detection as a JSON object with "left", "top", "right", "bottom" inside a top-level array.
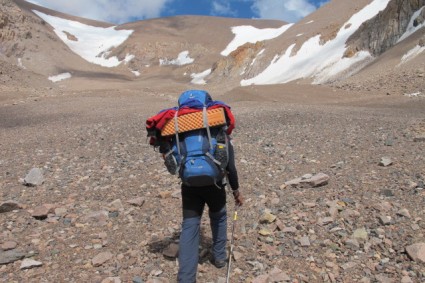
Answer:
[{"left": 346, "top": 0, "right": 425, "bottom": 57}]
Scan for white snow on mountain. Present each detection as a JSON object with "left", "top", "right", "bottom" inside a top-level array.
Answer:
[
  {"left": 49, "top": 72, "right": 72, "bottom": 82},
  {"left": 159, "top": 51, "right": 195, "bottom": 66},
  {"left": 241, "top": 0, "right": 392, "bottom": 86},
  {"left": 398, "top": 6, "right": 425, "bottom": 43},
  {"left": 191, "top": 69, "right": 212, "bottom": 85},
  {"left": 33, "top": 10, "right": 134, "bottom": 67},
  {"left": 221, "top": 24, "right": 293, "bottom": 56},
  {"left": 400, "top": 45, "right": 425, "bottom": 64}
]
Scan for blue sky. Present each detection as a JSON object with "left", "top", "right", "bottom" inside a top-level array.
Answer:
[{"left": 26, "top": 0, "right": 330, "bottom": 24}]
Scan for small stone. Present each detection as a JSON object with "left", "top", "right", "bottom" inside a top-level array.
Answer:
[
  {"left": 413, "top": 135, "right": 425, "bottom": 142},
  {"left": 405, "top": 243, "right": 425, "bottom": 263},
  {"left": 353, "top": 228, "right": 368, "bottom": 242},
  {"left": 23, "top": 168, "right": 44, "bottom": 186},
  {"left": 268, "top": 267, "right": 290, "bottom": 282},
  {"left": 102, "top": 277, "right": 121, "bottom": 283},
  {"left": 20, "top": 258, "right": 43, "bottom": 269},
  {"left": 345, "top": 238, "right": 360, "bottom": 250},
  {"left": 92, "top": 251, "right": 113, "bottom": 267},
  {"left": 397, "top": 208, "right": 411, "bottom": 218},
  {"left": 31, "top": 204, "right": 56, "bottom": 220},
  {"left": 54, "top": 207, "right": 67, "bottom": 217},
  {"left": 1, "top": 241, "right": 17, "bottom": 251},
  {"left": 378, "top": 215, "right": 392, "bottom": 225},
  {"left": 133, "top": 276, "right": 143, "bottom": 283},
  {"left": 259, "top": 229, "right": 272, "bottom": 236},
  {"left": 299, "top": 236, "right": 311, "bottom": 247},
  {"left": 0, "top": 250, "right": 26, "bottom": 264},
  {"left": 0, "top": 201, "right": 23, "bottom": 213},
  {"left": 126, "top": 197, "right": 145, "bottom": 207},
  {"left": 108, "top": 199, "right": 124, "bottom": 212},
  {"left": 282, "top": 227, "right": 297, "bottom": 233},
  {"left": 162, "top": 243, "right": 179, "bottom": 258},
  {"left": 319, "top": 217, "right": 334, "bottom": 225},
  {"left": 379, "top": 157, "right": 392, "bottom": 167},
  {"left": 259, "top": 211, "right": 276, "bottom": 224},
  {"left": 341, "top": 261, "right": 357, "bottom": 270},
  {"left": 232, "top": 251, "right": 243, "bottom": 261},
  {"left": 159, "top": 191, "right": 172, "bottom": 198},
  {"left": 401, "top": 276, "right": 413, "bottom": 283}
]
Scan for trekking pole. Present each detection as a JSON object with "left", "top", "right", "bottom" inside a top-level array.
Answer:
[{"left": 226, "top": 205, "right": 239, "bottom": 283}]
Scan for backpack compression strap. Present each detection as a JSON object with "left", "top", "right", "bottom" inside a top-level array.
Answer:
[
  {"left": 203, "top": 106, "right": 223, "bottom": 167},
  {"left": 173, "top": 111, "right": 181, "bottom": 155},
  {"left": 203, "top": 106, "right": 213, "bottom": 150}
]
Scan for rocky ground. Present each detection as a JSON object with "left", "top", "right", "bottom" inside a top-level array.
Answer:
[{"left": 1, "top": 84, "right": 425, "bottom": 283}]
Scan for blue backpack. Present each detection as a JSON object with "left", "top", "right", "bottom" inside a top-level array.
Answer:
[{"left": 163, "top": 90, "right": 229, "bottom": 187}]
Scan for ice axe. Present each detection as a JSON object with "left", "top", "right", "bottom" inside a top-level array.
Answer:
[{"left": 226, "top": 204, "right": 239, "bottom": 283}]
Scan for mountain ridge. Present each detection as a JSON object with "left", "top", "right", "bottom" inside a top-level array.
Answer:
[{"left": 0, "top": 0, "right": 424, "bottom": 95}]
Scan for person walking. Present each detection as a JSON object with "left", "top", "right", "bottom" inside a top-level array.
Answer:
[
  {"left": 176, "top": 137, "right": 242, "bottom": 282},
  {"left": 148, "top": 90, "right": 242, "bottom": 282}
]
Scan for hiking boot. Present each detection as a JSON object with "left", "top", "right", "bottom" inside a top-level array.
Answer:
[{"left": 211, "top": 258, "right": 227, "bottom": 269}]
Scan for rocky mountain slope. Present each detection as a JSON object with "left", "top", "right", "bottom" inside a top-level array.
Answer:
[{"left": 0, "top": 0, "right": 424, "bottom": 94}]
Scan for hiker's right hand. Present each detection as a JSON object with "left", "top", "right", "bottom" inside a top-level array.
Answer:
[{"left": 233, "top": 190, "right": 243, "bottom": 206}]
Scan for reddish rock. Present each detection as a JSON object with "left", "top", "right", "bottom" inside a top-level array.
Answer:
[
  {"left": 92, "top": 251, "right": 113, "bottom": 267},
  {"left": 406, "top": 243, "right": 425, "bottom": 263}
]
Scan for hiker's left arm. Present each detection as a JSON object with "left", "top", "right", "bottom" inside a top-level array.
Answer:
[{"left": 226, "top": 138, "right": 240, "bottom": 192}]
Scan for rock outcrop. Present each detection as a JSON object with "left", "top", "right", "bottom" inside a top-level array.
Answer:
[{"left": 346, "top": 0, "right": 425, "bottom": 57}]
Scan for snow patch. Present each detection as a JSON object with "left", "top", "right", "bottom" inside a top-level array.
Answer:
[
  {"left": 221, "top": 24, "right": 293, "bottom": 56},
  {"left": 159, "top": 51, "right": 194, "bottom": 66},
  {"left": 398, "top": 6, "right": 425, "bottom": 43},
  {"left": 131, "top": 70, "right": 140, "bottom": 76},
  {"left": 124, "top": 54, "right": 135, "bottom": 64},
  {"left": 33, "top": 10, "right": 134, "bottom": 67},
  {"left": 17, "top": 58, "right": 26, "bottom": 69},
  {"left": 296, "top": 33, "right": 304, "bottom": 37},
  {"left": 404, "top": 92, "right": 423, "bottom": 97},
  {"left": 241, "top": 0, "right": 391, "bottom": 86},
  {"left": 49, "top": 72, "right": 72, "bottom": 82},
  {"left": 400, "top": 45, "right": 425, "bottom": 64},
  {"left": 306, "top": 20, "right": 314, "bottom": 24},
  {"left": 191, "top": 69, "right": 211, "bottom": 85}
]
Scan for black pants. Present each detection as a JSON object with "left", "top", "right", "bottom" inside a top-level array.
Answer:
[{"left": 181, "top": 184, "right": 227, "bottom": 218}]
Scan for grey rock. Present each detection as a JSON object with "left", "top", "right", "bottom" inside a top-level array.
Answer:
[
  {"left": 299, "top": 236, "right": 311, "bottom": 247},
  {"left": 353, "top": 228, "right": 368, "bottom": 242},
  {"left": 132, "top": 276, "right": 144, "bottom": 283},
  {"left": 20, "top": 258, "right": 43, "bottom": 269},
  {"left": 23, "top": 168, "right": 44, "bottom": 186},
  {"left": 379, "top": 157, "right": 393, "bottom": 167},
  {"left": 285, "top": 173, "right": 329, "bottom": 188},
  {"left": 378, "top": 215, "right": 392, "bottom": 225},
  {"left": 0, "top": 201, "right": 22, "bottom": 213},
  {"left": 0, "top": 250, "right": 26, "bottom": 265},
  {"left": 126, "top": 197, "right": 145, "bottom": 207},
  {"left": 413, "top": 135, "right": 425, "bottom": 142}
]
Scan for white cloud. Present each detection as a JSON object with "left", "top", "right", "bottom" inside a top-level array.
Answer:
[
  {"left": 212, "top": 1, "right": 237, "bottom": 16},
  {"left": 26, "top": 0, "right": 172, "bottom": 24},
  {"left": 251, "top": 0, "right": 317, "bottom": 23}
]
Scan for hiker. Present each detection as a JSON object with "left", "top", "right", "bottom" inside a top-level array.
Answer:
[{"left": 146, "top": 90, "right": 243, "bottom": 282}]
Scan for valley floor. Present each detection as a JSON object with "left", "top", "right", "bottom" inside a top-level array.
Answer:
[{"left": 1, "top": 83, "right": 425, "bottom": 282}]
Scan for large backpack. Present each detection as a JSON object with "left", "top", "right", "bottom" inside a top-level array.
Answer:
[{"left": 162, "top": 90, "right": 229, "bottom": 187}]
